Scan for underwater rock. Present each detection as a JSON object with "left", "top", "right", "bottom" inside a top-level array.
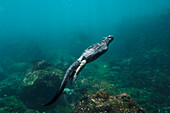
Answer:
[
  {"left": 31, "top": 60, "right": 52, "bottom": 71},
  {"left": 63, "top": 88, "right": 75, "bottom": 95},
  {"left": 71, "top": 91, "right": 146, "bottom": 113},
  {"left": 0, "top": 96, "right": 38, "bottom": 113},
  {"left": 0, "top": 72, "right": 24, "bottom": 98},
  {"left": 0, "top": 81, "right": 18, "bottom": 98},
  {"left": 18, "top": 60, "right": 64, "bottom": 110}
]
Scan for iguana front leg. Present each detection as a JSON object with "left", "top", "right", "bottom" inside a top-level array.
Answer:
[{"left": 72, "top": 60, "right": 86, "bottom": 82}]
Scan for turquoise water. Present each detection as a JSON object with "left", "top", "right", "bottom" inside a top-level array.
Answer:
[{"left": 0, "top": 0, "right": 170, "bottom": 112}]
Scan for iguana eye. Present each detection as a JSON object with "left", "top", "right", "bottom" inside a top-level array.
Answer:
[
  {"left": 108, "top": 35, "right": 114, "bottom": 40},
  {"left": 108, "top": 35, "right": 113, "bottom": 38}
]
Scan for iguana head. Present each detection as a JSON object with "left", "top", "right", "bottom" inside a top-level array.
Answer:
[{"left": 102, "top": 35, "right": 114, "bottom": 45}]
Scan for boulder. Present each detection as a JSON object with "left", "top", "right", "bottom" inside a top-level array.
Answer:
[
  {"left": 18, "top": 60, "right": 64, "bottom": 110},
  {"left": 71, "top": 91, "right": 146, "bottom": 113}
]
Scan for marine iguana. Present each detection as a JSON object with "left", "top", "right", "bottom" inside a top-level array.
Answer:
[{"left": 43, "top": 35, "right": 114, "bottom": 106}]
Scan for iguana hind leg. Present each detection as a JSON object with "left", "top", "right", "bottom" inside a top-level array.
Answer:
[{"left": 72, "top": 60, "right": 86, "bottom": 82}]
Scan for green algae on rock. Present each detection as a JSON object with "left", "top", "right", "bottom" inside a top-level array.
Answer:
[
  {"left": 71, "top": 91, "right": 146, "bottom": 113},
  {"left": 18, "top": 60, "right": 64, "bottom": 110}
]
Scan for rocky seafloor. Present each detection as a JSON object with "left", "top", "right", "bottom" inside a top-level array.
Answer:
[{"left": 0, "top": 57, "right": 169, "bottom": 113}]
